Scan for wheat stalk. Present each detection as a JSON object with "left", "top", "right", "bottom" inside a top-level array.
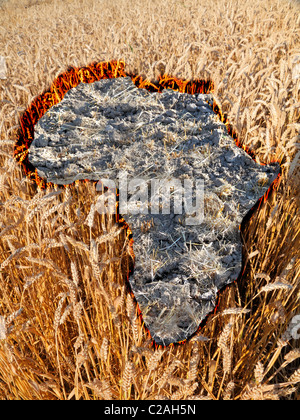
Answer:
[
  {"left": 221, "top": 307, "right": 250, "bottom": 316},
  {"left": 289, "top": 369, "right": 300, "bottom": 384},
  {"left": 86, "top": 379, "right": 113, "bottom": 399},
  {"left": 188, "top": 343, "right": 200, "bottom": 382},
  {"left": 146, "top": 349, "right": 164, "bottom": 371},
  {"left": 259, "top": 282, "right": 293, "bottom": 293},
  {"left": 254, "top": 361, "right": 265, "bottom": 385},
  {"left": 122, "top": 360, "right": 134, "bottom": 397},
  {"left": 0, "top": 316, "right": 7, "bottom": 341},
  {"left": 100, "top": 337, "right": 109, "bottom": 363},
  {"left": 53, "top": 293, "right": 68, "bottom": 333},
  {"left": 218, "top": 320, "right": 234, "bottom": 374},
  {"left": 70, "top": 260, "right": 80, "bottom": 287}
]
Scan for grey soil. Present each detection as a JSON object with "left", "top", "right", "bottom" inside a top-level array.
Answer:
[{"left": 29, "top": 77, "right": 280, "bottom": 345}]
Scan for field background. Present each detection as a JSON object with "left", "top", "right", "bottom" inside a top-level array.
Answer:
[{"left": 0, "top": 0, "right": 299, "bottom": 400}]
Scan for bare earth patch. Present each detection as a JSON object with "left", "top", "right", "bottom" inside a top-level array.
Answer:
[{"left": 29, "top": 77, "right": 280, "bottom": 345}]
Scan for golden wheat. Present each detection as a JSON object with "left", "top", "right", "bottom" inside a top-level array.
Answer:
[{"left": 0, "top": 0, "right": 299, "bottom": 401}]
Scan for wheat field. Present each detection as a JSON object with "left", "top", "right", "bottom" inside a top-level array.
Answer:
[{"left": 0, "top": 0, "right": 299, "bottom": 400}]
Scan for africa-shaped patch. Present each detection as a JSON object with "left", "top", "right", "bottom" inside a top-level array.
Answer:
[{"left": 28, "top": 76, "right": 280, "bottom": 345}]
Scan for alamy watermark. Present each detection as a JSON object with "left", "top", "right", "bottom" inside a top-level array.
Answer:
[
  {"left": 95, "top": 171, "right": 204, "bottom": 226},
  {"left": 289, "top": 315, "right": 300, "bottom": 340},
  {"left": 281, "top": 315, "right": 300, "bottom": 343}
]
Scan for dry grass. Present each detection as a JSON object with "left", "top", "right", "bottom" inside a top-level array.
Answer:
[{"left": 0, "top": 0, "right": 299, "bottom": 400}]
